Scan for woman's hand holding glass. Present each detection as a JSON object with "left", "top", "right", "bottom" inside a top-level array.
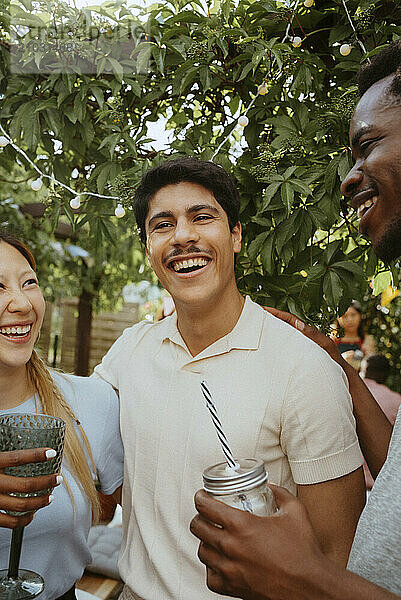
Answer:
[
  {"left": 0, "top": 414, "right": 65, "bottom": 598},
  {"left": 0, "top": 448, "right": 61, "bottom": 529}
]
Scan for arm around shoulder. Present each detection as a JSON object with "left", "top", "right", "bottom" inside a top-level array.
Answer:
[
  {"left": 283, "top": 347, "right": 365, "bottom": 565},
  {"left": 297, "top": 467, "right": 365, "bottom": 566},
  {"left": 345, "top": 362, "right": 392, "bottom": 478},
  {"left": 265, "top": 307, "right": 392, "bottom": 480}
]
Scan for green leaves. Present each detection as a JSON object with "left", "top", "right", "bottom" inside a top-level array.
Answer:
[
  {"left": 248, "top": 231, "right": 269, "bottom": 261},
  {"left": 199, "top": 66, "right": 211, "bottom": 91},
  {"left": 325, "top": 156, "right": 341, "bottom": 193},
  {"left": 260, "top": 234, "right": 275, "bottom": 274},
  {"left": 373, "top": 271, "right": 393, "bottom": 296},
  {"left": 98, "top": 133, "right": 121, "bottom": 158},
  {"left": 95, "top": 162, "right": 121, "bottom": 194},
  {"left": 323, "top": 270, "right": 342, "bottom": 308},
  {"left": 263, "top": 168, "right": 311, "bottom": 214},
  {"left": 107, "top": 57, "right": 124, "bottom": 81},
  {"left": 9, "top": 101, "right": 41, "bottom": 150},
  {"left": 280, "top": 182, "right": 294, "bottom": 213},
  {"left": 2, "top": 0, "right": 400, "bottom": 324}
]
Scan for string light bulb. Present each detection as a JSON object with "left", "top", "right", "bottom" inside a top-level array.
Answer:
[
  {"left": 31, "top": 178, "right": 43, "bottom": 191},
  {"left": 258, "top": 83, "right": 268, "bottom": 95},
  {"left": 292, "top": 36, "right": 302, "bottom": 47},
  {"left": 0, "top": 135, "right": 9, "bottom": 147},
  {"left": 238, "top": 115, "right": 249, "bottom": 127},
  {"left": 70, "top": 196, "right": 81, "bottom": 209},
  {"left": 340, "top": 43, "right": 352, "bottom": 56},
  {"left": 115, "top": 204, "right": 126, "bottom": 218},
  {"left": 304, "top": 0, "right": 314, "bottom": 6}
]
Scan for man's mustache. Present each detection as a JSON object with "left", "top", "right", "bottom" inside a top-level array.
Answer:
[{"left": 163, "top": 246, "right": 213, "bottom": 264}]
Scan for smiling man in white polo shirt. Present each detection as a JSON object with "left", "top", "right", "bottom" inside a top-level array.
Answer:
[{"left": 94, "top": 157, "right": 365, "bottom": 600}]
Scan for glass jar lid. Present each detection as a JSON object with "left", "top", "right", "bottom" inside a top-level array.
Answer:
[{"left": 203, "top": 458, "right": 267, "bottom": 495}]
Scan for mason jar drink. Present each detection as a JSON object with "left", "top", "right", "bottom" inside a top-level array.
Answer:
[{"left": 203, "top": 458, "right": 277, "bottom": 516}]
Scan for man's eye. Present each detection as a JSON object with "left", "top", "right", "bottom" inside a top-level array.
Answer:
[
  {"left": 194, "top": 214, "right": 212, "bottom": 222},
  {"left": 360, "top": 138, "right": 379, "bottom": 153},
  {"left": 154, "top": 222, "right": 172, "bottom": 230},
  {"left": 24, "top": 278, "right": 38, "bottom": 287}
]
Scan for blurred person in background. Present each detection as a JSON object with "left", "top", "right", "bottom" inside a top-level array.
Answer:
[
  {"left": 333, "top": 301, "right": 376, "bottom": 370},
  {"left": 361, "top": 354, "right": 401, "bottom": 489},
  {"left": 334, "top": 301, "right": 376, "bottom": 355}
]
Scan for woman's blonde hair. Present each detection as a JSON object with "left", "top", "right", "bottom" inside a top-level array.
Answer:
[{"left": 0, "top": 231, "right": 100, "bottom": 522}]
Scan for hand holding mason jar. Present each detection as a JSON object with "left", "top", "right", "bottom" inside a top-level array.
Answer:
[{"left": 203, "top": 458, "right": 277, "bottom": 517}]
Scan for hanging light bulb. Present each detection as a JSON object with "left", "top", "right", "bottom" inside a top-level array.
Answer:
[
  {"left": 31, "top": 178, "right": 43, "bottom": 191},
  {"left": 238, "top": 115, "right": 249, "bottom": 127},
  {"left": 0, "top": 136, "right": 9, "bottom": 147},
  {"left": 292, "top": 36, "right": 302, "bottom": 48},
  {"left": 258, "top": 83, "right": 268, "bottom": 95},
  {"left": 115, "top": 204, "right": 126, "bottom": 218},
  {"left": 340, "top": 43, "right": 352, "bottom": 56},
  {"left": 304, "top": 0, "right": 314, "bottom": 7},
  {"left": 70, "top": 196, "right": 81, "bottom": 209}
]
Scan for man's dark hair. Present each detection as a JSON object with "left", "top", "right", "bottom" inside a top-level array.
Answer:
[
  {"left": 133, "top": 157, "right": 240, "bottom": 244},
  {"left": 357, "top": 40, "right": 401, "bottom": 102},
  {"left": 363, "top": 353, "right": 390, "bottom": 385}
]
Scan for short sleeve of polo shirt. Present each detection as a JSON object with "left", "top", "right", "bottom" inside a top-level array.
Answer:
[
  {"left": 93, "top": 321, "right": 150, "bottom": 390},
  {"left": 279, "top": 344, "right": 363, "bottom": 485}
]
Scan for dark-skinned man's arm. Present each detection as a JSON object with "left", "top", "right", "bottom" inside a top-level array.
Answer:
[
  {"left": 265, "top": 307, "right": 392, "bottom": 479},
  {"left": 190, "top": 487, "right": 400, "bottom": 600}
]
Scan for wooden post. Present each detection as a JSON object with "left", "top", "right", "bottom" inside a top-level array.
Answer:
[{"left": 74, "top": 288, "right": 93, "bottom": 377}]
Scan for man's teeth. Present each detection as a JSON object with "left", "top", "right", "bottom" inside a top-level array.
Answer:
[
  {"left": 357, "top": 196, "right": 378, "bottom": 218},
  {"left": 172, "top": 258, "right": 209, "bottom": 272},
  {"left": 0, "top": 325, "right": 31, "bottom": 336}
]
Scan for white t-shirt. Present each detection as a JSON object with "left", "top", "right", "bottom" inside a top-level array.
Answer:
[
  {"left": 348, "top": 406, "right": 401, "bottom": 595},
  {"left": 94, "top": 296, "right": 363, "bottom": 600},
  {"left": 0, "top": 372, "right": 124, "bottom": 599}
]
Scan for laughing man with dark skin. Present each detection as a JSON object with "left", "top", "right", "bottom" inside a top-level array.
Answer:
[{"left": 190, "top": 42, "right": 401, "bottom": 600}]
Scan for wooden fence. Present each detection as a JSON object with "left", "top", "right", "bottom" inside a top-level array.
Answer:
[{"left": 37, "top": 299, "right": 140, "bottom": 374}]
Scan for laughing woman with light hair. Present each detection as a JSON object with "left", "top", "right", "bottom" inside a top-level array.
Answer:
[{"left": 0, "top": 232, "right": 123, "bottom": 600}]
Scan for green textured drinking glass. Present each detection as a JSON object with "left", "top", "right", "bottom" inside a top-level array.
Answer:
[{"left": 0, "top": 413, "right": 65, "bottom": 600}]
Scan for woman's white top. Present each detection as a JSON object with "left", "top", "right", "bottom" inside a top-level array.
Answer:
[{"left": 0, "top": 372, "right": 124, "bottom": 599}]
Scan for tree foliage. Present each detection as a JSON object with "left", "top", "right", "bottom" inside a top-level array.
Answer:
[
  {"left": 0, "top": 164, "right": 156, "bottom": 310},
  {"left": 362, "top": 294, "right": 401, "bottom": 394},
  {"left": 0, "top": 0, "right": 401, "bottom": 325}
]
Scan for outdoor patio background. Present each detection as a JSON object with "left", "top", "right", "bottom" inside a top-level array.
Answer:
[{"left": 37, "top": 300, "right": 140, "bottom": 374}]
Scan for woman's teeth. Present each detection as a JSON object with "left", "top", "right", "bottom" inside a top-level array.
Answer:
[
  {"left": 172, "top": 257, "right": 209, "bottom": 272},
  {"left": 357, "top": 196, "right": 378, "bottom": 218},
  {"left": 0, "top": 325, "right": 31, "bottom": 336}
]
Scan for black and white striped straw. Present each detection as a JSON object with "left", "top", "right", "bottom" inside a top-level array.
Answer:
[{"left": 200, "top": 380, "right": 239, "bottom": 469}]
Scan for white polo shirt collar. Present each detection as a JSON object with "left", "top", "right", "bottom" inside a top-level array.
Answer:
[{"left": 159, "top": 295, "right": 264, "bottom": 364}]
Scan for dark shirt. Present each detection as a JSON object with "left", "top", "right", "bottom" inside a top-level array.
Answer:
[{"left": 334, "top": 338, "right": 362, "bottom": 354}]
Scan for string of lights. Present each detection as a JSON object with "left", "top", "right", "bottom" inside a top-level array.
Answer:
[
  {"left": 340, "top": 0, "right": 368, "bottom": 56},
  {"left": 0, "top": 124, "right": 126, "bottom": 217},
  {"left": 210, "top": 0, "right": 301, "bottom": 161},
  {"left": 0, "top": 0, "right": 368, "bottom": 217},
  {"left": 211, "top": 0, "right": 367, "bottom": 161}
]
